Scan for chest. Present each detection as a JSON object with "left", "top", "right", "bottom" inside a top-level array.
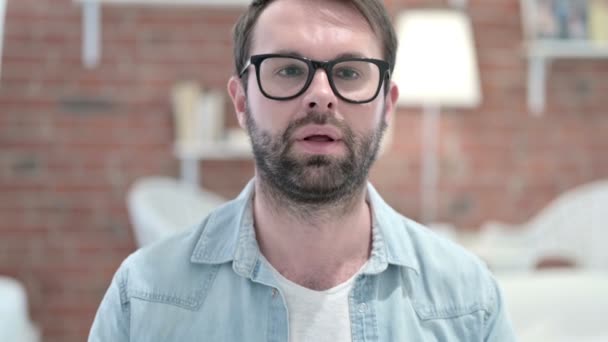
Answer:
[
  {"left": 275, "top": 270, "right": 355, "bottom": 342},
  {"left": 125, "top": 271, "right": 484, "bottom": 342}
]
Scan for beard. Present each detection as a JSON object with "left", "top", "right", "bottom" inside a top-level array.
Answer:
[{"left": 245, "top": 105, "right": 387, "bottom": 206}]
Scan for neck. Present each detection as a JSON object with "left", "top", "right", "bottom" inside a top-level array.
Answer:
[
  {"left": 258, "top": 175, "right": 365, "bottom": 226},
  {"left": 252, "top": 177, "right": 373, "bottom": 290}
]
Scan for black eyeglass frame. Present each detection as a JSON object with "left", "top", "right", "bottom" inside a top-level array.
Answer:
[{"left": 239, "top": 53, "right": 391, "bottom": 104}]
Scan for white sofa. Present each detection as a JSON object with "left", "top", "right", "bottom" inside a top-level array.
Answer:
[
  {"left": 0, "top": 276, "right": 39, "bottom": 342},
  {"left": 468, "top": 180, "right": 608, "bottom": 270},
  {"left": 429, "top": 180, "right": 608, "bottom": 341},
  {"left": 496, "top": 270, "right": 608, "bottom": 342},
  {"left": 127, "top": 176, "right": 227, "bottom": 248}
]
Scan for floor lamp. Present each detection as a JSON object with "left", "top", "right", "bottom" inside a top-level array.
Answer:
[{"left": 393, "top": 9, "right": 482, "bottom": 224}]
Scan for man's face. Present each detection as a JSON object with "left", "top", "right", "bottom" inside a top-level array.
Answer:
[
  {"left": 244, "top": 102, "right": 387, "bottom": 204},
  {"left": 228, "top": 0, "right": 399, "bottom": 204}
]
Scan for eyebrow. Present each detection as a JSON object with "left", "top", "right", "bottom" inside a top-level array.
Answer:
[{"left": 272, "top": 50, "right": 368, "bottom": 60}]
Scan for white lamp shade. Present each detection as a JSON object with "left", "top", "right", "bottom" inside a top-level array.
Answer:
[{"left": 393, "top": 9, "right": 482, "bottom": 108}]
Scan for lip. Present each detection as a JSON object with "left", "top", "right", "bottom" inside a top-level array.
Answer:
[
  {"left": 291, "top": 125, "right": 344, "bottom": 155},
  {"left": 293, "top": 125, "right": 343, "bottom": 142}
]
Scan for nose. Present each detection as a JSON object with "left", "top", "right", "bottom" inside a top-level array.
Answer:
[{"left": 302, "top": 69, "right": 336, "bottom": 111}]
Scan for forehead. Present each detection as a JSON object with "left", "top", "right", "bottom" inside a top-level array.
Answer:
[{"left": 250, "top": 0, "right": 383, "bottom": 60}]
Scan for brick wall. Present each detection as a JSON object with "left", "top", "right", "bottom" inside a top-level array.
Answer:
[{"left": 1, "top": 0, "right": 607, "bottom": 341}]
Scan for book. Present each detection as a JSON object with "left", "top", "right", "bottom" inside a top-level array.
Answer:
[
  {"left": 588, "top": 0, "right": 608, "bottom": 44},
  {"left": 534, "top": 0, "right": 588, "bottom": 40},
  {"left": 536, "top": 0, "right": 558, "bottom": 39}
]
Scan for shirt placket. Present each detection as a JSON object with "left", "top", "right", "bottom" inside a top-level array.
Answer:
[
  {"left": 349, "top": 274, "right": 379, "bottom": 342},
  {"left": 266, "top": 286, "right": 289, "bottom": 342}
]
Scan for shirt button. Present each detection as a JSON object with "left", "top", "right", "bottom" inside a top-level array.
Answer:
[
  {"left": 272, "top": 288, "right": 278, "bottom": 298},
  {"left": 358, "top": 303, "right": 368, "bottom": 313}
]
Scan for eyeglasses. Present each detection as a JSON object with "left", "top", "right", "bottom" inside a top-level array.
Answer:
[{"left": 239, "top": 54, "right": 390, "bottom": 104}]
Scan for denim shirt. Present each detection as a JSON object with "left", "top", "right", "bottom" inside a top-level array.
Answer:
[{"left": 89, "top": 180, "right": 515, "bottom": 341}]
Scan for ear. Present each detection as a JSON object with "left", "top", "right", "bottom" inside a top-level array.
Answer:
[
  {"left": 378, "top": 81, "right": 399, "bottom": 156},
  {"left": 383, "top": 80, "right": 399, "bottom": 126},
  {"left": 228, "top": 75, "right": 247, "bottom": 129}
]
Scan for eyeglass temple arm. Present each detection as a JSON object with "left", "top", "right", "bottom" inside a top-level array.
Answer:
[{"left": 239, "top": 60, "right": 252, "bottom": 77}]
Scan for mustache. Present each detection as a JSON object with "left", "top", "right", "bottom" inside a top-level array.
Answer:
[
  {"left": 281, "top": 112, "right": 345, "bottom": 143},
  {"left": 279, "top": 112, "right": 356, "bottom": 159}
]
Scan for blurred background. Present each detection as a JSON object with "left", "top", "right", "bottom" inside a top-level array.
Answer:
[{"left": 0, "top": 0, "right": 607, "bottom": 341}]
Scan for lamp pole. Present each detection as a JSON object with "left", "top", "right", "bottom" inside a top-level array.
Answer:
[{"left": 421, "top": 104, "right": 440, "bottom": 224}]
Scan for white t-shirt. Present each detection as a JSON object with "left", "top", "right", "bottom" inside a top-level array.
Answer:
[{"left": 264, "top": 258, "right": 365, "bottom": 342}]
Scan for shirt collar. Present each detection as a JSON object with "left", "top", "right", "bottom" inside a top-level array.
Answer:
[
  {"left": 364, "top": 183, "right": 420, "bottom": 275},
  {"left": 190, "top": 179, "right": 420, "bottom": 276}
]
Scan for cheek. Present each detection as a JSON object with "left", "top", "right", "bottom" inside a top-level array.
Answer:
[
  {"left": 343, "top": 102, "right": 385, "bottom": 134},
  {"left": 247, "top": 95, "right": 297, "bottom": 134}
]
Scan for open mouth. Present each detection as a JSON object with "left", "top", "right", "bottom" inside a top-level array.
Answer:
[{"left": 303, "top": 135, "right": 336, "bottom": 142}]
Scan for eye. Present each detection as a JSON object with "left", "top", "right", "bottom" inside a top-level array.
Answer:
[
  {"left": 334, "top": 67, "right": 360, "bottom": 80},
  {"left": 277, "top": 65, "right": 306, "bottom": 77}
]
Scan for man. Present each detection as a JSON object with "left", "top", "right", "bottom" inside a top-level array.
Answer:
[{"left": 89, "top": 0, "right": 516, "bottom": 341}]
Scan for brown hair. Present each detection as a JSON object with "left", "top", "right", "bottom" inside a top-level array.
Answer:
[{"left": 232, "top": 0, "right": 398, "bottom": 79}]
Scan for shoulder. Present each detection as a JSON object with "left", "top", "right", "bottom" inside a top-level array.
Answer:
[
  {"left": 112, "top": 222, "right": 210, "bottom": 307},
  {"left": 403, "top": 217, "right": 488, "bottom": 280},
  {"left": 112, "top": 197, "right": 246, "bottom": 308},
  {"left": 398, "top": 217, "right": 500, "bottom": 318},
  {"left": 122, "top": 193, "right": 246, "bottom": 272}
]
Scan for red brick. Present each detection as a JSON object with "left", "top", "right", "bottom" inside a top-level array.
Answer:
[{"left": 3, "top": 1, "right": 608, "bottom": 341}]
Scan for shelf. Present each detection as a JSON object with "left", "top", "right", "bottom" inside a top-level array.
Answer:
[
  {"left": 519, "top": 0, "right": 608, "bottom": 115},
  {"left": 527, "top": 40, "right": 608, "bottom": 58},
  {"left": 73, "top": 0, "right": 249, "bottom": 68},
  {"left": 524, "top": 41, "right": 608, "bottom": 115},
  {"left": 174, "top": 141, "right": 252, "bottom": 160},
  {"left": 174, "top": 141, "right": 252, "bottom": 187}
]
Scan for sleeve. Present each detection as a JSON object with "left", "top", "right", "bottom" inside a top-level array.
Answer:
[
  {"left": 483, "top": 274, "right": 517, "bottom": 342},
  {"left": 88, "top": 265, "right": 130, "bottom": 342}
]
